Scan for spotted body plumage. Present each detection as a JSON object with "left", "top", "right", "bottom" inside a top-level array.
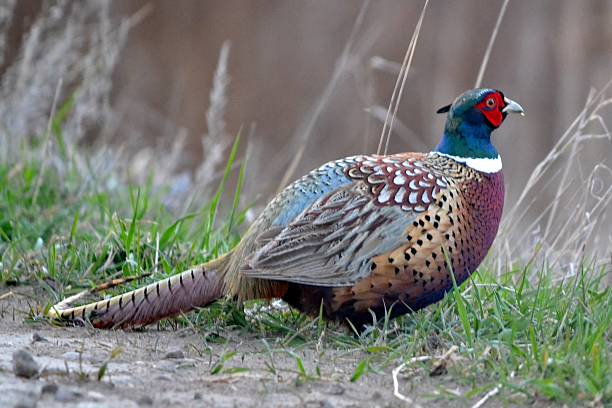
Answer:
[
  {"left": 327, "top": 154, "right": 505, "bottom": 325},
  {"left": 243, "top": 152, "right": 505, "bottom": 327},
  {"left": 48, "top": 88, "right": 523, "bottom": 330}
]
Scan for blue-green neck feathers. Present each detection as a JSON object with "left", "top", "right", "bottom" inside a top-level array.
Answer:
[
  {"left": 436, "top": 119, "right": 499, "bottom": 159},
  {"left": 434, "top": 88, "right": 501, "bottom": 160}
]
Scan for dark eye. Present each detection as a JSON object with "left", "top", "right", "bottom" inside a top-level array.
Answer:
[{"left": 486, "top": 98, "right": 496, "bottom": 108}]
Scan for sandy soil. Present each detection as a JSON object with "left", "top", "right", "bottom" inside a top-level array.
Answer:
[{"left": 0, "top": 289, "right": 482, "bottom": 408}]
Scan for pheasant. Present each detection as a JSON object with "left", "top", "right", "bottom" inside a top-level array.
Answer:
[{"left": 47, "top": 88, "right": 524, "bottom": 329}]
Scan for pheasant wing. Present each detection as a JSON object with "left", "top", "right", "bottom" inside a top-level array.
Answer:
[
  {"left": 244, "top": 183, "right": 414, "bottom": 286},
  {"left": 244, "top": 153, "right": 450, "bottom": 287}
]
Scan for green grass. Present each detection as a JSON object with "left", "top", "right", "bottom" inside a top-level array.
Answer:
[{"left": 0, "top": 139, "right": 610, "bottom": 407}]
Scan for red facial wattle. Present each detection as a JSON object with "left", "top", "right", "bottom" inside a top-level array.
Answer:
[{"left": 475, "top": 92, "right": 506, "bottom": 128}]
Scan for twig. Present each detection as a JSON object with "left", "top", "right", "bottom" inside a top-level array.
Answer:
[
  {"left": 471, "top": 385, "right": 500, "bottom": 408},
  {"left": 474, "top": 0, "right": 510, "bottom": 88},
  {"left": 0, "top": 291, "right": 15, "bottom": 301},
  {"left": 392, "top": 345, "right": 458, "bottom": 405}
]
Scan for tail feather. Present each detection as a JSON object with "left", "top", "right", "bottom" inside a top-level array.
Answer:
[{"left": 47, "top": 258, "right": 226, "bottom": 329}]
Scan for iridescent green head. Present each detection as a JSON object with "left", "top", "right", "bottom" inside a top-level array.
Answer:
[{"left": 435, "top": 88, "right": 524, "bottom": 160}]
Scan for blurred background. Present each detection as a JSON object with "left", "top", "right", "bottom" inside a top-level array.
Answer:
[
  {"left": 1, "top": 0, "right": 611, "bottom": 266},
  {"left": 116, "top": 0, "right": 612, "bottom": 201}
]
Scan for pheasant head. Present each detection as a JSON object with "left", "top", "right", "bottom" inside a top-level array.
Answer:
[{"left": 435, "top": 88, "right": 524, "bottom": 171}]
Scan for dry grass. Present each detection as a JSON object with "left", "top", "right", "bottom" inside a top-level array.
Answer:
[
  {"left": 1, "top": 1, "right": 610, "bottom": 278},
  {"left": 277, "top": 0, "right": 371, "bottom": 191},
  {"left": 494, "top": 82, "right": 612, "bottom": 274},
  {"left": 195, "top": 41, "right": 232, "bottom": 192},
  {"left": 0, "top": 1, "right": 139, "bottom": 195},
  {"left": 377, "top": 0, "right": 430, "bottom": 156},
  {"left": 1, "top": 1, "right": 609, "bottom": 275},
  {"left": 474, "top": 0, "right": 510, "bottom": 88}
]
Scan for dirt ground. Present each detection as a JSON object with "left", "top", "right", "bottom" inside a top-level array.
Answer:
[{"left": 0, "top": 289, "right": 497, "bottom": 408}]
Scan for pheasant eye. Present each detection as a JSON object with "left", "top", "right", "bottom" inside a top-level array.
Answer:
[{"left": 485, "top": 98, "right": 496, "bottom": 108}]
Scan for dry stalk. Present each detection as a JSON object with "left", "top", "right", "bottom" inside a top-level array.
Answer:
[
  {"left": 377, "top": 0, "right": 430, "bottom": 156},
  {"left": 471, "top": 385, "right": 501, "bottom": 408},
  {"left": 474, "top": 0, "right": 510, "bottom": 88},
  {"left": 494, "top": 80, "right": 612, "bottom": 273},
  {"left": 392, "top": 345, "right": 458, "bottom": 405},
  {"left": 277, "top": 0, "right": 370, "bottom": 192}
]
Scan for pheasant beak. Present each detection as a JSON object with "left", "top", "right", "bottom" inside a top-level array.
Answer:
[{"left": 502, "top": 97, "right": 525, "bottom": 116}]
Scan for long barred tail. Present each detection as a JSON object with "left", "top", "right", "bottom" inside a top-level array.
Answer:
[{"left": 47, "top": 258, "right": 227, "bottom": 329}]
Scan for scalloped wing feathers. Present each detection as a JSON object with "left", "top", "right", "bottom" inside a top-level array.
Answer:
[{"left": 243, "top": 153, "right": 454, "bottom": 287}]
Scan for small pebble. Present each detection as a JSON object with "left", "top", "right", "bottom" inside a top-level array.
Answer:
[
  {"left": 41, "top": 383, "right": 59, "bottom": 395},
  {"left": 12, "top": 349, "right": 40, "bottom": 379},
  {"left": 321, "top": 400, "right": 335, "bottom": 408},
  {"left": 163, "top": 350, "right": 185, "bottom": 359},
  {"left": 62, "top": 351, "right": 81, "bottom": 361},
  {"left": 193, "top": 392, "right": 203, "bottom": 400},
  {"left": 31, "top": 333, "right": 47, "bottom": 343},
  {"left": 87, "top": 391, "right": 105, "bottom": 401},
  {"left": 138, "top": 395, "right": 154, "bottom": 406},
  {"left": 39, "top": 367, "right": 65, "bottom": 377},
  {"left": 14, "top": 397, "right": 37, "bottom": 408},
  {"left": 324, "top": 384, "right": 344, "bottom": 396},
  {"left": 156, "top": 360, "right": 176, "bottom": 373},
  {"left": 54, "top": 387, "right": 81, "bottom": 402},
  {"left": 176, "top": 359, "right": 196, "bottom": 369}
]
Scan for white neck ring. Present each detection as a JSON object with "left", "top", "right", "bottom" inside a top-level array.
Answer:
[{"left": 435, "top": 152, "right": 502, "bottom": 173}]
